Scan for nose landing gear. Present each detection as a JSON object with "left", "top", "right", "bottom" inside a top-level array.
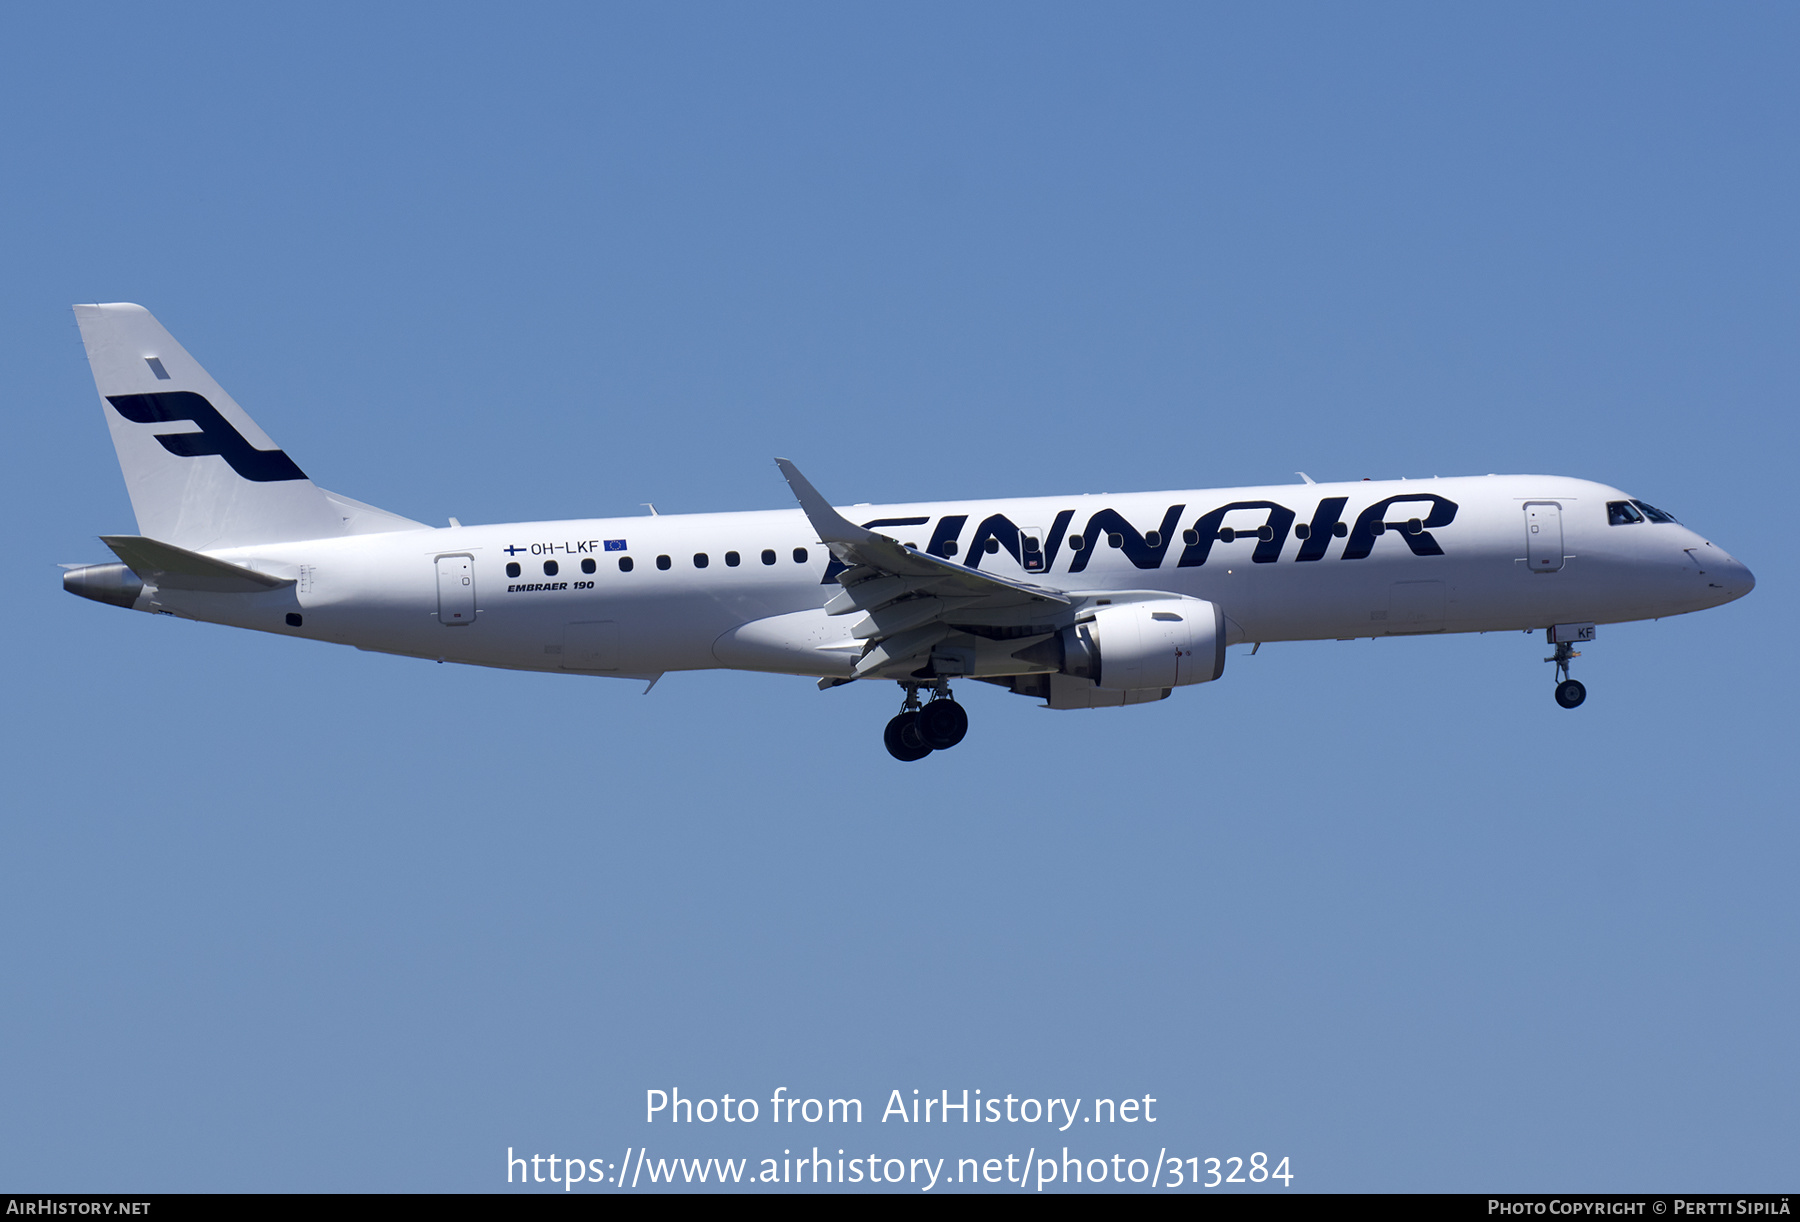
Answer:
[
  {"left": 1554, "top": 676, "right": 1586, "bottom": 708},
  {"left": 883, "top": 681, "right": 969, "bottom": 761},
  {"left": 1546, "top": 639, "right": 1586, "bottom": 708}
]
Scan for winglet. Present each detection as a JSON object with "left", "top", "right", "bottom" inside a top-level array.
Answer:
[
  {"left": 774, "top": 458, "right": 879, "bottom": 546},
  {"left": 772, "top": 457, "right": 1071, "bottom": 608}
]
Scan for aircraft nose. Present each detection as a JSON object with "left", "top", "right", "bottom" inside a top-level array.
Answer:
[
  {"left": 1690, "top": 542, "right": 1755, "bottom": 605},
  {"left": 1721, "top": 554, "right": 1755, "bottom": 601}
]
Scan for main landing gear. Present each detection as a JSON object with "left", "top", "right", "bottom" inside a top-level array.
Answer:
[
  {"left": 884, "top": 681, "right": 969, "bottom": 761},
  {"left": 1547, "top": 640, "right": 1586, "bottom": 709}
]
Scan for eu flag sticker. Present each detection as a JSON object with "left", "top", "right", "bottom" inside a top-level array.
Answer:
[{"left": 604, "top": 539, "right": 627, "bottom": 551}]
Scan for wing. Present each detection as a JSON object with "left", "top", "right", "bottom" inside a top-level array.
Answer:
[{"left": 775, "top": 459, "right": 1071, "bottom": 682}]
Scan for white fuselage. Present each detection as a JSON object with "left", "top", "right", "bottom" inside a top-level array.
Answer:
[{"left": 132, "top": 474, "right": 1753, "bottom": 684}]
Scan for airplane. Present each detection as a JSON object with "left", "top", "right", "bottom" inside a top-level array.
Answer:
[{"left": 61, "top": 303, "right": 1756, "bottom": 761}]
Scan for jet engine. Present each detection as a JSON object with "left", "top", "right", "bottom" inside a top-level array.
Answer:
[{"left": 1016, "top": 597, "right": 1226, "bottom": 690}]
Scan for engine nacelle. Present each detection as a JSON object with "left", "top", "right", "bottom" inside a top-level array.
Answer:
[{"left": 1060, "top": 597, "right": 1226, "bottom": 690}]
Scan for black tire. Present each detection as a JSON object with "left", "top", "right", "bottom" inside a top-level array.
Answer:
[
  {"left": 1555, "top": 679, "right": 1587, "bottom": 709},
  {"left": 916, "top": 699, "right": 969, "bottom": 749},
  {"left": 884, "top": 712, "right": 933, "bottom": 761}
]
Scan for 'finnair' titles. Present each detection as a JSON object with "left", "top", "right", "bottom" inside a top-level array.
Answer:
[{"left": 62, "top": 304, "right": 1755, "bottom": 760}]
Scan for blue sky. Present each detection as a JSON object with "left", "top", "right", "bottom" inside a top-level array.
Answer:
[{"left": 2, "top": 3, "right": 1794, "bottom": 1191}]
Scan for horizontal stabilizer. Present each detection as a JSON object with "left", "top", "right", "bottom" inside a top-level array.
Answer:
[{"left": 100, "top": 535, "right": 294, "bottom": 594}]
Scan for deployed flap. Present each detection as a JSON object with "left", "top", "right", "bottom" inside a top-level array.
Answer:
[
  {"left": 775, "top": 458, "right": 1070, "bottom": 678},
  {"left": 101, "top": 534, "right": 294, "bottom": 594},
  {"left": 73, "top": 304, "right": 423, "bottom": 549}
]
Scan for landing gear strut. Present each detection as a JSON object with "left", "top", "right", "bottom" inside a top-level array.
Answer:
[
  {"left": 883, "top": 681, "right": 969, "bottom": 761},
  {"left": 1546, "top": 640, "right": 1586, "bottom": 709}
]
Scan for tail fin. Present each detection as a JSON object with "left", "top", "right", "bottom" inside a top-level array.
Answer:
[{"left": 73, "top": 303, "right": 423, "bottom": 550}]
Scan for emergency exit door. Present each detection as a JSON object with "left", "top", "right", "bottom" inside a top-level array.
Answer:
[
  {"left": 1524, "top": 503, "right": 1564, "bottom": 573},
  {"left": 1019, "top": 526, "right": 1047, "bottom": 572},
  {"left": 436, "top": 554, "right": 476, "bottom": 624}
]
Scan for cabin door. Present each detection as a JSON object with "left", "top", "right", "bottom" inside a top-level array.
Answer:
[
  {"left": 1524, "top": 503, "right": 1563, "bottom": 573},
  {"left": 435, "top": 555, "right": 476, "bottom": 624}
]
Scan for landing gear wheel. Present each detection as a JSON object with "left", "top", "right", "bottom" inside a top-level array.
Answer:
[
  {"left": 884, "top": 712, "right": 933, "bottom": 761},
  {"left": 916, "top": 699, "right": 968, "bottom": 750},
  {"left": 1545, "top": 636, "right": 1587, "bottom": 710}
]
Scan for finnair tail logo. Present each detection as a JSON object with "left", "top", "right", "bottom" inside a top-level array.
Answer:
[{"left": 107, "top": 392, "right": 307, "bottom": 483}]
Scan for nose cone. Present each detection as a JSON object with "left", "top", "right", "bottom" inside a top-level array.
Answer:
[
  {"left": 1716, "top": 553, "right": 1755, "bottom": 603},
  {"left": 1688, "top": 539, "right": 1755, "bottom": 607}
]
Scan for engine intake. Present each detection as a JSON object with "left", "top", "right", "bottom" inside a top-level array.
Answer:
[{"left": 1015, "top": 597, "right": 1226, "bottom": 690}]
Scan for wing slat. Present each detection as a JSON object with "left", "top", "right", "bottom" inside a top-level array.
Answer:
[{"left": 775, "top": 459, "right": 1073, "bottom": 682}]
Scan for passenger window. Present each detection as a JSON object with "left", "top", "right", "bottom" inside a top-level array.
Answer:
[
  {"left": 1145, "top": 531, "right": 1161, "bottom": 548},
  {"left": 942, "top": 540, "right": 959, "bottom": 557},
  {"left": 581, "top": 557, "right": 596, "bottom": 574},
  {"left": 1631, "top": 499, "right": 1679, "bottom": 524},
  {"left": 1607, "top": 501, "right": 1644, "bottom": 526},
  {"left": 656, "top": 555, "right": 671, "bottom": 570},
  {"left": 985, "top": 538, "right": 1000, "bottom": 553},
  {"left": 543, "top": 560, "right": 559, "bottom": 576},
  {"left": 793, "top": 547, "right": 808, "bottom": 564},
  {"left": 1333, "top": 522, "right": 1348, "bottom": 537},
  {"left": 725, "top": 551, "right": 740, "bottom": 567},
  {"left": 618, "top": 556, "right": 634, "bottom": 573},
  {"left": 694, "top": 552, "right": 709, "bottom": 568},
  {"left": 761, "top": 549, "right": 776, "bottom": 565},
  {"left": 1068, "top": 535, "right": 1085, "bottom": 550},
  {"left": 1107, "top": 533, "right": 1123, "bottom": 548},
  {"left": 1290, "top": 525, "right": 1307, "bottom": 541},
  {"left": 505, "top": 562, "right": 521, "bottom": 578}
]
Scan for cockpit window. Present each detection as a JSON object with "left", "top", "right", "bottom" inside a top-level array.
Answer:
[
  {"left": 1630, "top": 499, "right": 1679, "bottom": 524},
  {"left": 1607, "top": 501, "right": 1645, "bottom": 525}
]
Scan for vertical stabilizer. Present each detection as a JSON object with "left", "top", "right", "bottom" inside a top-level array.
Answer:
[{"left": 73, "top": 303, "right": 408, "bottom": 550}]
